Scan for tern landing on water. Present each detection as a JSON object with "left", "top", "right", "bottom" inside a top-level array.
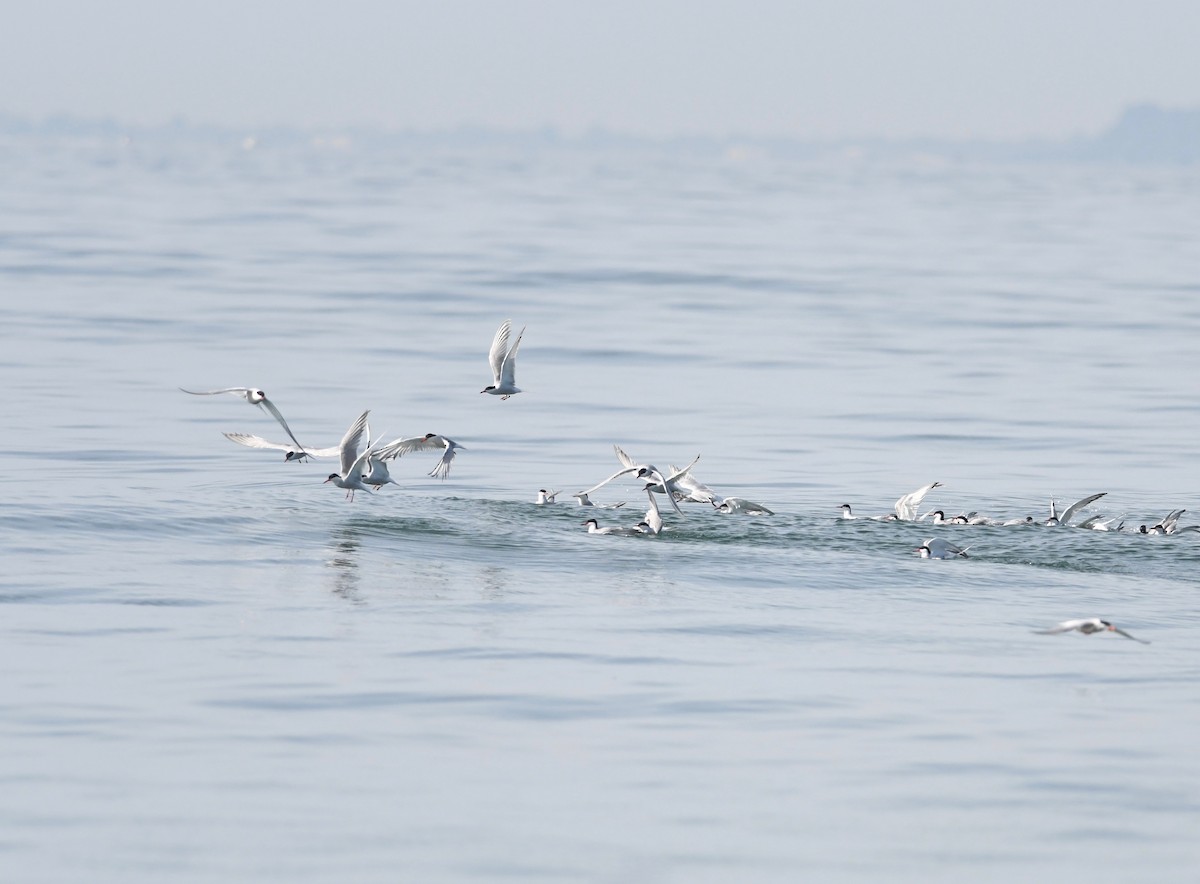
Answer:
[
  {"left": 480, "top": 319, "right": 524, "bottom": 399},
  {"left": 894, "top": 482, "right": 942, "bottom": 521},
  {"left": 1034, "top": 618, "right": 1149, "bottom": 644},
  {"left": 181, "top": 386, "right": 307, "bottom": 452},
  {"left": 536, "top": 489, "right": 559, "bottom": 505},
  {"left": 323, "top": 410, "right": 373, "bottom": 501},
  {"left": 1043, "top": 492, "right": 1107, "bottom": 527},
  {"left": 914, "top": 537, "right": 969, "bottom": 559},
  {"left": 372, "top": 433, "right": 464, "bottom": 480}
]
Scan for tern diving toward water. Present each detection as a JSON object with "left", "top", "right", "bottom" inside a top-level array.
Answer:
[
  {"left": 480, "top": 319, "right": 525, "bottom": 399},
  {"left": 895, "top": 482, "right": 942, "bottom": 521},
  {"left": 914, "top": 537, "right": 969, "bottom": 559},
  {"left": 323, "top": 410, "right": 373, "bottom": 501},
  {"left": 1034, "top": 618, "right": 1149, "bottom": 644},
  {"left": 181, "top": 386, "right": 307, "bottom": 453}
]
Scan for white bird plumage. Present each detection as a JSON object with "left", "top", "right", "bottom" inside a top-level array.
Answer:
[
  {"left": 181, "top": 386, "right": 307, "bottom": 453},
  {"left": 222, "top": 432, "right": 341, "bottom": 462},
  {"left": 480, "top": 319, "right": 525, "bottom": 399},
  {"left": 323, "top": 410, "right": 374, "bottom": 501},
  {"left": 373, "top": 433, "right": 464, "bottom": 480},
  {"left": 1034, "top": 618, "right": 1149, "bottom": 644},
  {"left": 915, "top": 537, "right": 969, "bottom": 559},
  {"left": 895, "top": 482, "right": 942, "bottom": 521}
]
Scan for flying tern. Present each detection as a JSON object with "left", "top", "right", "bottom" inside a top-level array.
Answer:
[
  {"left": 666, "top": 465, "right": 719, "bottom": 504},
  {"left": 323, "top": 410, "right": 373, "bottom": 501},
  {"left": 1034, "top": 618, "right": 1149, "bottom": 644},
  {"left": 480, "top": 319, "right": 525, "bottom": 399},
  {"left": 577, "top": 445, "right": 693, "bottom": 516},
  {"left": 372, "top": 433, "right": 464, "bottom": 480},
  {"left": 222, "top": 432, "right": 341, "bottom": 462},
  {"left": 180, "top": 386, "right": 307, "bottom": 452}
]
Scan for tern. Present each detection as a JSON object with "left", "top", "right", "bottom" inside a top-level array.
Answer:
[
  {"left": 373, "top": 433, "right": 464, "bottom": 480},
  {"left": 1146, "top": 509, "right": 1186, "bottom": 535},
  {"left": 180, "top": 386, "right": 307, "bottom": 453},
  {"left": 360, "top": 454, "right": 400, "bottom": 490},
  {"left": 536, "top": 489, "right": 559, "bottom": 505},
  {"left": 839, "top": 503, "right": 897, "bottom": 521},
  {"left": 577, "top": 446, "right": 693, "bottom": 516},
  {"left": 323, "top": 410, "right": 373, "bottom": 501},
  {"left": 572, "top": 492, "right": 626, "bottom": 509},
  {"left": 480, "top": 319, "right": 524, "bottom": 399},
  {"left": 222, "top": 432, "right": 341, "bottom": 462},
  {"left": 582, "top": 518, "right": 641, "bottom": 536},
  {"left": 914, "top": 537, "right": 969, "bottom": 559},
  {"left": 714, "top": 497, "right": 774, "bottom": 515},
  {"left": 667, "top": 465, "right": 719, "bottom": 504},
  {"left": 895, "top": 482, "right": 942, "bottom": 521},
  {"left": 641, "top": 488, "right": 664, "bottom": 535},
  {"left": 1044, "top": 492, "right": 1107, "bottom": 527},
  {"left": 1033, "top": 618, "right": 1149, "bottom": 644}
]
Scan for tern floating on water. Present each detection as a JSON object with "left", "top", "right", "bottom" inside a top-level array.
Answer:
[
  {"left": 915, "top": 537, "right": 969, "bottom": 559},
  {"left": 536, "top": 489, "right": 559, "bottom": 505}
]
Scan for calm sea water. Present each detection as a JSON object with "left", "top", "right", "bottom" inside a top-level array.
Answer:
[{"left": 2, "top": 133, "right": 1199, "bottom": 882}]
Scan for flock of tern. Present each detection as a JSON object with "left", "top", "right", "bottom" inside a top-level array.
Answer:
[{"left": 183, "top": 321, "right": 1162, "bottom": 646}]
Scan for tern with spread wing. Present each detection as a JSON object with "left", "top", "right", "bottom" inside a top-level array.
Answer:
[
  {"left": 373, "top": 433, "right": 464, "bottom": 480},
  {"left": 1034, "top": 618, "right": 1149, "bottom": 644},
  {"left": 914, "top": 537, "right": 969, "bottom": 559},
  {"left": 1043, "top": 492, "right": 1107, "bottom": 527},
  {"left": 480, "top": 319, "right": 525, "bottom": 399},
  {"left": 181, "top": 386, "right": 307, "bottom": 453},
  {"left": 222, "top": 432, "right": 340, "bottom": 462},
  {"left": 895, "top": 482, "right": 942, "bottom": 521},
  {"left": 323, "top": 410, "right": 373, "bottom": 501}
]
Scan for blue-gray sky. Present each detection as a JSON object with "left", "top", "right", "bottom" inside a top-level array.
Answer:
[{"left": 4, "top": 0, "right": 1198, "bottom": 139}]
